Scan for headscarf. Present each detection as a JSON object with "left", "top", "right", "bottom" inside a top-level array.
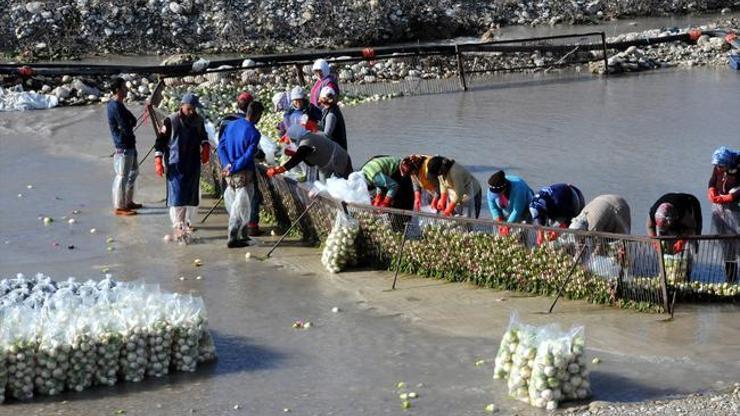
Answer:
[
  {"left": 654, "top": 202, "right": 676, "bottom": 231},
  {"left": 400, "top": 155, "right": 426, "bottom": 176},
  {"left": 712, "top": 146, "right": 739, "bottom": 168},
  {"left": 312, "top": 59, "right": 330, "bottom": 77},
  {"left": 426, "top": 156, "right": 454, "bottom": 180}
]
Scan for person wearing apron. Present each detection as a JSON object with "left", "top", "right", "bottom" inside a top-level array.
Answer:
[{"left": 154, "top": 93, "right": 210, "bottom": 243}]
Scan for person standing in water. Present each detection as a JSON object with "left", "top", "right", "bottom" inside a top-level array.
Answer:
[
  {"left": 154, "top": 93, "right": 210, "bottom": 243},
  {"left": 107, "top": 78, "right": 142, "bottom": 216}
]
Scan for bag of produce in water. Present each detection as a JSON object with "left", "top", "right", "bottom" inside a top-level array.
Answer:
[
  {"left": 4, "top": 305, "right": 38, "bottom": 401},
  {"left": 117, "top": 301, "right": 149, "bottom": 383},
  {"left": 169, "top": 295, "right": 205, "bottom": 373},
  {"left": 35, "top": 308, "right": 71, "bottom": 396},
  {"left": 145, "top": 292, "right": 174, "bottom": 378},
  {"left": 92, "top": 303, "right": 125, "bottom": 387},
  {"left": 494, "top": 312, "right": 535, "bottom": 381},
  {"left": 528, "top": 325, "right": 590, "bottom": 410},
  {"left": 66, "top": 309, "right": 97, "bottom": 392},
  {"left": 321, "top": 210, "right": 360, "bottom": 273},
  {"left": 0, "top": 310, "right": 9, "bottom": 404}
]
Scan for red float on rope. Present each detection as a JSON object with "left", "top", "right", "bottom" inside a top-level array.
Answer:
[
  {"left": 688, "top": 29, "right": 702, "bottom": 42},
  {"left": 18, "top": 66, "right": 33, "bottom": 77},
  {"left": 362, "top": 48, "right": 376, "bottom": 59}
]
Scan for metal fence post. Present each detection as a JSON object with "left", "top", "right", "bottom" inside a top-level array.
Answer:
[
  {"left": 656, "top": 241, "right": 671, "bottom": 314},
  {"left": 295, "top": 64, "right": 306, "bottom": 86},
  {"left": 600, "top": 32, "right": 609, "bottom": 77},
  {"left": 455, "top": 45, "right": 468, "bottom": 91}
]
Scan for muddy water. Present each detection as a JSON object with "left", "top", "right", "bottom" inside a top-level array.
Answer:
[
  {"left": 0, "top": 75, "right": 739, "bottom": 414},
  {"left": 344, "top": 68, "right": 739, "bottom": 229}
]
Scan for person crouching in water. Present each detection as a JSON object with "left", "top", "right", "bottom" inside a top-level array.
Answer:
[
  {"left": 217, "top": 101, "right": 264, "bottom": 248},
  {"left": 361, "top": 156, "right": 414, "bottom": 210},
  {"left": 706, "top": 146, "right": 739, "bottom": 282},
  {"left": 399, "top": 154, "right": 441, "bottom": 212},
  {"left": 426, "top": 156, "right": 482, "bottom": 218},
  {"left": 266, "top": 125, "right": 353, "bottom": 182},
  {"left": 107, "top": 77, "right": 142, "bottom": 216},
  {"left": 154, "top": 93, "right": 210, "bottom": 243}
]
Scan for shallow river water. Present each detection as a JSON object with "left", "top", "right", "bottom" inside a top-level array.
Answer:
[{"left": 344, "top": 68, "right": 739, "bottom": 230}]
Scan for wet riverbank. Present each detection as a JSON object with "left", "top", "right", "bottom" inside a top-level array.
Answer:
[{"left": 1, "top": 95, "right": 738, "bottom": 414}]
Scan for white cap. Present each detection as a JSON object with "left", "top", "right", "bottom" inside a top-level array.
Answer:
[
  {"left": 289, "top": 86, "right": 306, "bottom": 101},
  {"left": 272, "top": 91, "right": 289, "bottom": 112},
  {"left": 312, "top": 59, "right": 330, "bottom": 76},
  {"left": 319, "top": 86, "right": 336, "bottom": 98}
]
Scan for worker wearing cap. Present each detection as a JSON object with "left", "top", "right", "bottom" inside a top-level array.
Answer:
[
  {"left": 486, "top": 170, "right": 534, "bottom": 236},
  {"left": 266, "top": 125, "right": 352, "bottom": 182},
  {"left": 399, "top": 154, "right": 440, "bottom": 212},
  {"left": 646, "top": 193, "right": 702, "bottom": 255},
  {"left": 309, "top": 59, "right": 340, "bottom": 106},
  {"left": 154, "top": 92, "right": 210, "bottom": 243},
  {"left": 707, "top": 146, "right": 739, "bottom": 281},
  {"left": 529, "top": 183, "right": 585, "bottom": 245},
  {"left": 426, "top": 156, "right": 482, "bottom": 218},
  {"left": 318, "top": 86, "right": 347, "bottom": 150},
  {"left": 218, "top": 101, "right": 264, "bottom": 248},
  {"left": 570, "top": 194, "right": 631, "bottom": 234},
  {"left": 278, "top": 86, "right": 321, "bottom": 137}
]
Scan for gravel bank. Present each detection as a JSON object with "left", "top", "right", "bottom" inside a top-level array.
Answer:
[
  {"left": 0, "top": 0, "right": 737, "bottom": 60},
  {"left": 566, "top": 384, "right": 740, "bottom": 415}
]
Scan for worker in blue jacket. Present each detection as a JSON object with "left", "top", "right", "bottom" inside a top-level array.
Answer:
[
  {"left": 529, "top": 183, "right": 585, "bottom": 245},
  {"left": 107, "top": 78, "right": 142, "bottom": 216},
  {"left": 486, "top": 170, "right": 534, "bottom": 236},
  {"left": 217, "top": 101, "right": 264, "bottom": 248}
]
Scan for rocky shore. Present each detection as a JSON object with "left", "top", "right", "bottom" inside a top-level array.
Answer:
[{"left": 0, "top": 0, "right": 737, "bottom": 60}]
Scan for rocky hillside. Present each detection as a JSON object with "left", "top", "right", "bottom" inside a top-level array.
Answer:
[{"left": 0, "top": 0, "right": 736, "bottom": 60}]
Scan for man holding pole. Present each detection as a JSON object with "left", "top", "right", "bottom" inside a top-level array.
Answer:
[{"left": 217, "top": 101, "right": 264, "bottom": 248}]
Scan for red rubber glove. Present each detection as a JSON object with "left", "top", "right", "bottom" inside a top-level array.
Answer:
[
  {"left": 673, "top": 239, "right": 686, "bottom": 253},
  {"left": 201, "top": 143, "right": 210, "bottom": 164},
  {"left": 284, "top": 147, "right": 297, "bottom": 157},
  {"left": 280, "top": 135, "right": 291, "bottom": 144},
  {"left": 546, "top": 230, "right": 559, "bottom": 241},
  {"left": 154, "top": 156, "right": 164, "bottom": 177},
  {"left": 266, "top": 166, "right": 286, "bottom": 177},
  {"left": 443, "top": 201, "right": 457, "bottom": 217},
  {"left": 499, "top": 226, "right": 510, "bottom": 237},
  {"left": 714, "top": 193, "right": 735, "bottom": 204},
  {"left": 436, "top": 193, "right": 448, "bottom": 212},
  {"left": 495, "top": 216, "right": 504, "bottom": 223},
  {"left": 430, "top": 195, "right": 439, "bottom": 211},
  {"left": 413, "top": 191, "right": 422, "bottom": 212},
  {"left": 651, "top": 240, "right": 662, "bottom": 252},
  {"left": 536, "top": 231, "right": 545, "bottom": 247},
  {"left": 372, "top": 193, "right": 384, "bottom": 206},
  {"left": 707, "top": 187, "right": 719, "bottom": 202},
  {"left": 381, "top": 196, "right": 393, "bottom": 208},
  {"left": 304, "top": 119, "right": 318, "bottom": 132}
]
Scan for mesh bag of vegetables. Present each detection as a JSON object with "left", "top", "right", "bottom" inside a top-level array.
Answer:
[
  {"left": 66, "top": 309, "right": 97, "bottom": 392},
  {"left": 0, "top": 311, "right": 9, "bottom": 404},
  {"left": 321, "top": 210, "right": 360, "bottom": 273},
  {"left": 506, "top": 324, "right": 540, "bottom": 403},
  {"left": 34, "top": 310, "right": 71, "bottom": 396},
  {"left": 528, "top": 325, "right": 591, "bottom": 410},
  {"left": 145, "top": 292, "right": 174, "bottom": 378},
  {"left": 4, "top": 305, "right": 38, "bottom": 401},
  {"left": 195, "top": 302, "right": 216, "bottom": 364},
  {"left": 169, "top": 295, "right": 205, "bottom": 373},
  {"left": 117, "top": 304, "right": 149, "bottom": 383},
  {"left": 92, "top": 302, "right": 125, "bottom": 387}
]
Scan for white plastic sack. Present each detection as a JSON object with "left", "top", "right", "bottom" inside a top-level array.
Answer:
[
  {"left": 321, "top": 210, "right": 360, "bottom": 273},
  {"left": 205, "top": 121, "right": 218, "bottom": 147},
  {"left": 587, "top": 255, "right": 622, "bottom": 278},
  {"left": 0, "top": 86, "right": 59, "bottom": 112},
  {"left": 259, "top": 136, "right": 278, "bottom": 165},
  {"left": 311, "top": 172, "right": 371, "bottom": 204}
]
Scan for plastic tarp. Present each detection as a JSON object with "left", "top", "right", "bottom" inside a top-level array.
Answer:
[{"left": 0, "top": 86, "right": 59, "bottom": 112}]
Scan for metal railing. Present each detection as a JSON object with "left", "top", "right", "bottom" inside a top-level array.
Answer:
[{"left": 255, "top": 169, "right": 739, "bottom": 314}]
